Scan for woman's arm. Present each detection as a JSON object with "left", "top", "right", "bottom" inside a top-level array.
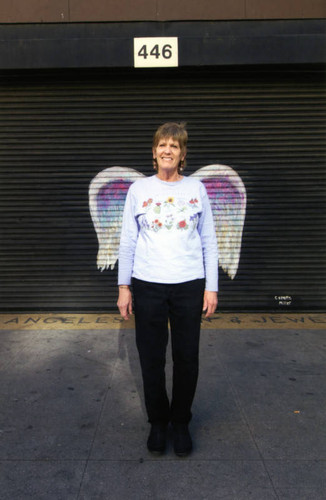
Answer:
[
  {"left": 117, "top": 187, "right": 138, "bottom": 319},
  {"left": 198, "top": 183, "right": 219, "bottom": 317}
]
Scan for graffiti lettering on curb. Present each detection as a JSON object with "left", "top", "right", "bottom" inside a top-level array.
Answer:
[{"left": 0, "top": 314, "right": 325, "bottom": 329}]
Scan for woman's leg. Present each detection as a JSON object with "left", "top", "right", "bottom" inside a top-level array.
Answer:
[
  {"left": 168, "top": 279, "right": 205, "bottom": 424},
  {"left": 133, "top": 278, "right": 170, "bottom": 424}
]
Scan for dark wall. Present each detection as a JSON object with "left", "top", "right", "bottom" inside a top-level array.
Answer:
[
  {"left": 0, "top": 0, "right": 325, "bottom": 23},
  {"left": 0, "top": 65, "right": 325, "bottom": 313}
]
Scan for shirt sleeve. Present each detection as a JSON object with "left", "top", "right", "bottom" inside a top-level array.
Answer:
[
  {"left": 197, "top": 183, "right": 219, "bottom": 291},
  {"left": 118, "top": 185, "right": 139, "bottom": 285}
]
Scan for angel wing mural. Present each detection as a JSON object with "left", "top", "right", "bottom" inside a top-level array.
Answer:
[
  {"left": 89, "top": 166, "right": 145, "bottom": 271},
  {"left": 89, "top": 165, "right": 246, "bottom": 279}
]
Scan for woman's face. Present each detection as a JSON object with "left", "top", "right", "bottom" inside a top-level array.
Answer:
[{"left": 153, "top": 136, "right": 185, "bottom": 173}]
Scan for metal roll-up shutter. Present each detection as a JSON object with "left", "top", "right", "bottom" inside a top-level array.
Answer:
[{"left": 0, "top": 66, "right": 325, "bottom": 312}]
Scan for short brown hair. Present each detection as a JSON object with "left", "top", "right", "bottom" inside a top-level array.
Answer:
[{"left": 152, "top": 122, "right": 188, "bottom": 169}]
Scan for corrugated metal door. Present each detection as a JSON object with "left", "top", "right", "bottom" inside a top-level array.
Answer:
[{"left": 0, "top": 66, "right": 325, "bottom": 312}]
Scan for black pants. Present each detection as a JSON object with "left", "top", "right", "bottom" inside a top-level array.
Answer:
[{"left": 133, "top": 277, "right": 205, "bottom": 424}]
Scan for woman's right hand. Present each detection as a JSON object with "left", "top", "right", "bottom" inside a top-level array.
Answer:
[{"left": 117, "top": 287, "right": 133, "bottom": 320}]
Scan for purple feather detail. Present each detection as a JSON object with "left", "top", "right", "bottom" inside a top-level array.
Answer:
[
  {"left": 201, "top": 177, "right": 244, "bottom": 214},
  {"left": 97, "top": 180, "right": 132, "bottom": 210},
  {"left": 97, "top": 179, "right": 132, "bottom": 224}
]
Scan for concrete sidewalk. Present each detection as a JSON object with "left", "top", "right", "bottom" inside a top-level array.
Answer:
[{"left": 0, "top": 323, "right": 325, "bottom": 499}]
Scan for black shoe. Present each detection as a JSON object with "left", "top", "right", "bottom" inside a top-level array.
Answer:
[
  {"left": 147, "top": 423, "right": 167, "bottom": 455},
  {"left": 172, "top": 423, "right": 192, "bottom": 457}
]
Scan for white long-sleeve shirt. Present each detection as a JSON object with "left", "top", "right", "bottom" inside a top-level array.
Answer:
[{"left": 118, "top": 175, "right": 218, "bottom": 291}]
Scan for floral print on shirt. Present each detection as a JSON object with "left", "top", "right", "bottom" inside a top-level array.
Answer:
[
  {"left": 139, "top": 195, "right": 200, "bottom": 233},
  {"left": 151, "top": 219, "right": 163, "bottom": 232},
  {"left": 177, "top": 219, "right": 188, "bottom": 230}
]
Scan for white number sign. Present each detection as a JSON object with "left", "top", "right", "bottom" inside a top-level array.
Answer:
[{"left": 134, "top": 37, "right": 178, "bottom": 68}]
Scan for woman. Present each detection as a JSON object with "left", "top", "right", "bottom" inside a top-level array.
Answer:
[{"left": 117, "top": 122, "right": 218, "bottom": 456}]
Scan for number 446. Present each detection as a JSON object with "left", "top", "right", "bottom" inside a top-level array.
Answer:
[{"left": 138, "top": 44, "right": 173, "bottom": 60}]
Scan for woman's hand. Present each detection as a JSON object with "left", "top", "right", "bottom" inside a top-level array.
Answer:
[
  {"left": 202, "top": 291, "right": 218, "bottom": 318},
  {"left": 117, "top": 287, "right": 133, "bottom": 320}
]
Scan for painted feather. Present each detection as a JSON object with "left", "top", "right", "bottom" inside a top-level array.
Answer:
[
  {"left": 191, "top": 165, "right": 246, "bottom": 279},
  {"left": 89, "top": 166, "right": 145, "bottom": 271}
]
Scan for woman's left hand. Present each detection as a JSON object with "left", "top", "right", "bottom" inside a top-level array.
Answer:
[{"left": 202, "top": 291, "right": 218, "bottom": 318}]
